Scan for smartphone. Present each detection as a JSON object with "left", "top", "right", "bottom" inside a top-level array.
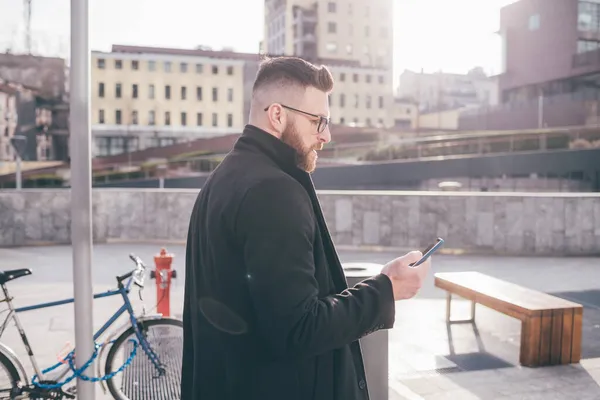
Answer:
[{"left": 409, "top": 237, "right": 444, "bottom": 267}]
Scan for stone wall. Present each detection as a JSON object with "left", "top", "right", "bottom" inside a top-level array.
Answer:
[{"left": 1, "top": 189, "right": 599, "bottom": 256}]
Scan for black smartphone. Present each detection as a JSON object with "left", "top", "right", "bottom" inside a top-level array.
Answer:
[{"left": 409, "top": 238, "right": 444, "bottom": 267}]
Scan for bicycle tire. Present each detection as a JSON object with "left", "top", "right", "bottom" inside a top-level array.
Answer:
[
  {"left": 0, "top": 349, "right": 22, "bottom": 399},
  {"left": 104, "top": 317, "right": 183, "bottom": 400}
]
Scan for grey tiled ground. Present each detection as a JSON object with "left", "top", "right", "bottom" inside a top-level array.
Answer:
[{"left": 0, "top": 244, "right": 599, "bottom": 399}]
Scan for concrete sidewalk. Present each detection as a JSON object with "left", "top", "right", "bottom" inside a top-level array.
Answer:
[{"left": 0, "top": 244, "right": 599, "bottom": 399}]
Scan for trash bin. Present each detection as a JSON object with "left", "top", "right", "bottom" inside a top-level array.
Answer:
[{"left": 343, "top": 262, "right": 389, "bottom": 400}]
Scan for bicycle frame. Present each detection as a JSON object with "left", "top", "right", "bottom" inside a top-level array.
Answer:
[{"left": 0, "top": 272, "right": 141, "bottom": 385}]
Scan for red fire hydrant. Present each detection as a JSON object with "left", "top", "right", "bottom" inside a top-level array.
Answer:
[{"left": 150, "top": 248, "right": 177, "bottom": 317}]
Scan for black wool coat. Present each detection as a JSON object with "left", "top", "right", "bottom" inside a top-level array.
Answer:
[{"left": 181, "top": 124, "right": 396, "bottom": 400}]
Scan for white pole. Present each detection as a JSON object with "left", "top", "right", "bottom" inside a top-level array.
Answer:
[
  {"left": 70, "top": 0, "right": 95, "bottom": 398},
  {"left": 15, "top": 155, "right": 21, "bottom": 190}
]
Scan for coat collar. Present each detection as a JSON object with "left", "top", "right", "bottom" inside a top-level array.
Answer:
[{"left": 236, "top": 124, "right": 301, "bottom": 175}]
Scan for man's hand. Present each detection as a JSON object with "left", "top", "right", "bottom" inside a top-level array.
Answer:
[{"left": 381, "top": 251, "right": 431, "bottom": 301}]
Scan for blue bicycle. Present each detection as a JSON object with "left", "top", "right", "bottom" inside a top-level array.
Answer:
[{"left": 0, "top": 254, "right": 183, "bottom": 399}]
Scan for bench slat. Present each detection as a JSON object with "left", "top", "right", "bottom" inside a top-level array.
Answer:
[{"left": 435, "top": 271, "right": 582, "bottom": 317}]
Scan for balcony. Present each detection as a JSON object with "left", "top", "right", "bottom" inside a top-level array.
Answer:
[
  {"left": 573, "top": 49, "right": 600, "bottom": 69},
  {"left": 294, "top": 33, "right": 316, "bottom": 45}
]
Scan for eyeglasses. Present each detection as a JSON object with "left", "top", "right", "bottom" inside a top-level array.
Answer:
[{"left": 264, "top": 103, "right": 330, "bottom": 134}]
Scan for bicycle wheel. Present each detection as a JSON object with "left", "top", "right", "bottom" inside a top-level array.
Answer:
[
  {"left": 0, "top": 350, "right": 22, "bottom": 400},
  {"left": 105, "top": 317, "right": 183, "bottom": 400}
]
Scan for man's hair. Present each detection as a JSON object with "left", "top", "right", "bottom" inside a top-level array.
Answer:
[{"left": 252, "top": 56, "right": 334, "bottom": 95}]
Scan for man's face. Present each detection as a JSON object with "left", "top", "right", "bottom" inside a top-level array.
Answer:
[{"left": 281, "top": 87, "right": 331, "bottom": 173}]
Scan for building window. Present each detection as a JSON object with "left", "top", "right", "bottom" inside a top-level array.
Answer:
[
  {"left": 115, "top": 109, "right": 122, "bottom": 125},
  {"left": 379, "top": 96, "right": 384, "bottom": 108},
  {"left": 131, "top": 110, "right": 138, "bottom": 125},
  {"left": 227, "top": 66, "right": 233, "bottom": 75},
  {"left": 366, "top": 118, "right": 372, "bottom": 127},
  {"left": 212, "top": 65, "right": 219, "bottom": 74},
  {"left": 165, "top": 111, "right": 171, "bottom": 126},
  {"left": 212, "top": 113, "right": 218, "bottom": 127},
  {"left": 132, "top": 84, "right": 138, "bottom": 99},
  {"left": 98, "top": 82, "right": 104, "bottom": 98},
  {"left": 115, "top": 83, "right": 122, "bottom": 98},
  {"left": 181, "top": 112, "right": 187, "bottom": 126},
  {"left": 149, "top": 110, "right": 155, "bottom": 125},
  {"left": 148, "top": 60, "right": 156, "bottom": 71},
  {"left": 97, "top": 59, "right": 105, "bottom": 69},
  {"left": 165, "top": 85, "right": 171, "bottom": 100},
  {"left": 579, "top": 1, "right": 600, "bottom": 31},
  {"left": 578, "top": 39, "right": 600, "bottom": 53},
  {"left": 164, "top": 61, "right": 171, "bottom": 72},
  {"left": 366, "top": 95, "right": 371, "bottom": 109},
  {"left": 528, "top": 14, "right": 540, "bottom": 31},
  {"left": 180, "top": 62, "right": 188, "bottom": 73},
  {"left": 212, "top": 87, "right": 218, "bottom": 101},
  {"left": 340, "top": 73, "right": 345, "bottom": 82},
  {"left": 366, "top": 75, "right": 371, "bottom": 83},
  {"left": 115, "top": 60, "right": 122, "bottom": 69},
  {"left": 379, "top": 75, "right": 384, "bottom": 84},
  {"left": 181, "top": 86, "right": 187, "bottom": 100},
  {"left": 227, "top": 88, "right": 233, "bottom": 102},
  {"left": 197, "top": 113, "right": 203, "bottom": 126},
  {"left": 98, "top": 109, "right": 105, "bottom": 124},
  {"left": 197, "top": 86, "right": 203, "bottom": 101},
  {"left": 354, "top": 94, "right": 359, "bottom": 108},
  {"left": 131, "top": 60, "right": 139, "bottom": 70},
  {"left": 340, "top": 93, "right": 345, "bottom": 107},
  {"left": 326, "top": 42, "right": 337, "bottom": 53},
  {"left": 227, "top": 113, "right": 233, "bottom": 127},
  {"left": 353, "top": 74, "right": 358, "bottom": 83},
  {"left": 328, "top": 22, "right": 337, "bottom": 33},
  {"left": 149, "top": 84, "right": 155, "bottom": 99},
  {"left": 340, "top": 117, "right": 345, "bottom": 124},
  {"left": 328, "top": 2, "right": 336, "bottom": 12},
  {"left": 196, "top": 63, "right": 204, "bottom": 73}
]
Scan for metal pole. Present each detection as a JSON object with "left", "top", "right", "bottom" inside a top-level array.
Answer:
[
  {"left": 15, "top": 155, "right": 21, "bottom": 190},
  {"left": 538, "top": 93, "right": 543, "bottom": 128},
  {"left": 70, "top": 0, "right": 95, "bottom": 398}
]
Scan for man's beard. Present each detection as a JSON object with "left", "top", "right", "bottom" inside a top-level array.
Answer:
[{"left": 281, "top": 123, "right": 321, "bottom": 173}]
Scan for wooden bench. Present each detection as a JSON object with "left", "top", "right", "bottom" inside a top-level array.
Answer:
[{"left": 434, "top": 271, "right": 583, "bottom": 368}]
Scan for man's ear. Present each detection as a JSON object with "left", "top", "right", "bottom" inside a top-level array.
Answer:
[{"left": 266, "top": 104, "right": 286, "bottom": 137}]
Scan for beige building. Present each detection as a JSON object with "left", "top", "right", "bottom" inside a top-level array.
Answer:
[
  {"left": 328, "top": 63, "right": 392, "bottom": 127},
  {"left": 0, "top": 83, "right": 18, "bottom": 162},
  {"left": 91, "top": 45, "right": 254, "bottom": 156},
  {"left": 263, "top": 0, "right": 393, "bottom": 70}
]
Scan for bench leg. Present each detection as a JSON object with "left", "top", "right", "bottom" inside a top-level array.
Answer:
[{"left": 446, "top": 292, "right": 476, "bottom": 324}]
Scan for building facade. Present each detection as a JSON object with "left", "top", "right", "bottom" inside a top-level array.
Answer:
[
  {"left": 327, "top": 62, "right": 393, "bottom": 127},
  {"left": 91, "top": 46, "right": 256, "bottom": 156},
  {"left": 0, "top": 83, "right": 18, "bottom": 162},
  {"left": 398, "top": 68, "right": 499, "bottom": 113},
  {"left": 263, "top": 0, "right": 394, "bottom": 70},
  {"left": 459, "top": 0, "right": 600, "bottom": 130}
]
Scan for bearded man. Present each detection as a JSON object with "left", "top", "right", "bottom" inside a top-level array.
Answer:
[{"left": 181, "top": 56, "right": 431, "bottom": 400}]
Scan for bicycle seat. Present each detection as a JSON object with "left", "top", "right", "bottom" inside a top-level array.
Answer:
[{"left": 0, "top": 269, "right": 32, "bottom": 285}]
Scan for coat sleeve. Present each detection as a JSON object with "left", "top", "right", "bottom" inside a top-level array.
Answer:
[{"left": 235, "top": 176, "right": 395, "bottom": 359}]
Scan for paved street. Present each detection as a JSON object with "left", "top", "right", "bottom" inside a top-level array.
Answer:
[{"left": 0, "top": 244, "right": 599, "bottom": 399}]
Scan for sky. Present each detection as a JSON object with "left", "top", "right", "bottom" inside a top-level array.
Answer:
[{"left": 0, "top": 0, "right": 517, "bottom": 85}]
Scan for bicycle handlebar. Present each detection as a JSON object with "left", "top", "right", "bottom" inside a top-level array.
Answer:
[{"left": 117, "top": 253, "right": 147, "bottom": 288}]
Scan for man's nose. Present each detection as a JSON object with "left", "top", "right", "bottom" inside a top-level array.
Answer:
[{"left": 319, "top": 126, "right": 331, "bottom": 144}]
